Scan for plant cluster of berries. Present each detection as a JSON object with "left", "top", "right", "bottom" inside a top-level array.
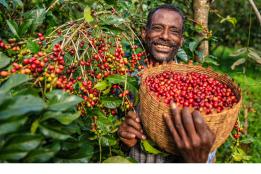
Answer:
[
  {"left": 0, "top": 21, "right": 146, "bottom": 120},
  {"left": 0, "top": 38, "right": 20, "bottom": 51},
  {"left": 233, "top": 121, "right": 242, "bottom": 139},
  {"left": 145, "top": 71, "right": 239, "bottom": 114}
]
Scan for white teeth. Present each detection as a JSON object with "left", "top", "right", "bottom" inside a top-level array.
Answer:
[{"left": 156, "top": 44, "right": 171, "bottom": 49}]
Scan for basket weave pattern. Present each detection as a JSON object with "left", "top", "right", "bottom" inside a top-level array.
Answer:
[{"left": 139, "top": 62, "right": 242, "bottom": 154}]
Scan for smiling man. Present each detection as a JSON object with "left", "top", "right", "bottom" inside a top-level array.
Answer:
[
  {"left": 118, "top": 4, "right": 216, "bottom": 163},
  {"left": 142, "top": 6, "right": 184, "bottom": 63}
]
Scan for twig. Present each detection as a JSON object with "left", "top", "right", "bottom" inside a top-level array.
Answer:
[{"left": 248, "top": 0, "right": 261, "bottom": 26}]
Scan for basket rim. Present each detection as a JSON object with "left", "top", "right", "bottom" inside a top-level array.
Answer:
[{"left": 139, "top": 62, "right": 242, "bottom": 116}]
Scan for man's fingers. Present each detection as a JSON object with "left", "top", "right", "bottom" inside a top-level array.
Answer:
[
  {"left": 119, "top": 131, "right": 136, "bottom": 139},
  {"left": 192, "top": 110, "right": 208, "bottom": 136},
  {"left": 192, "top": 110, "right": 213, "bottom": 147},
  {"left": 163, "top": 113, "right": 181, "bottom": 147},
  {"left": 127, "top": 111, "right": 140, "bottom": 122},
  {"left": 170, "top": 102, "right": 189, "bottom": 144},
  {"left": 181, "top": 107, "right": 198, "bottom": 140},
  {"left": 125, "top": 118, "right": 143, "bottom": 132},
  {"left": 126, "top": 126, "right": 146, "bottom": 140}
]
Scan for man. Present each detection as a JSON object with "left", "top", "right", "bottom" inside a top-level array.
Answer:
[{"left": 118, "top": 4, "right": 216, "bottom": 163}]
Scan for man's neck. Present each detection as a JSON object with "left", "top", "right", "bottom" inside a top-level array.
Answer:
[{"left": 148, "top": 58, "right": 176, "bottom": 67}]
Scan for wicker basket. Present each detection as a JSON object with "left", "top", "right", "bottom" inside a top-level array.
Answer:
[{"left": 139, "top": 62, "right": 242, "bottom": 154}]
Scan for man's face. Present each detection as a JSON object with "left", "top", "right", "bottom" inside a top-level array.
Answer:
[{"left": 142, "top": 9, "right": 184, "bottom": 63}]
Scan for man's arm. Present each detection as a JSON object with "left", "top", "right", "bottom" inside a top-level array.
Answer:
[{"left": 163, "top": 102, "right": 216, "bottom": 163}]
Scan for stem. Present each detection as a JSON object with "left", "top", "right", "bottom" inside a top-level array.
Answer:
[
  {"left": 247, "top": 12, "right": 252, "bottom": 48},
  {"left": 109, "top": 145, "right": 112, "bottom": 156},
  {"left": 62, "top": 22, "right": 85, "bottom": 49},
  {"left": 98, "top": 136, "right": 102, "bottom": 163},
  {"left": 49, "top": 18, "right": 84, "bottom": 37},
  {"left": 46, "top": 0, "right": 60, "bottom": 12},
  {"left": 248, "top": 0, "right": 261, "bottom": 26}
]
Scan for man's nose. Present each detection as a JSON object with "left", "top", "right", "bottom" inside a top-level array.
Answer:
[{"left": 160, "top": 29, "right": 169, "bottom": 40}]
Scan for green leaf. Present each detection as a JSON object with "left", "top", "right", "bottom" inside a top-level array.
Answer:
[
  {"left": 103, "top": 156, "right": 132, "bottom": 163},
  {"left": 230, "top": 48, "right": 247, "bottom": 57},
  {"left": 102, "top": 87, "right": 111, "bottom": 94},
  {"left": 0, "top": 52, "right": 10, "bottom": 69},
  {"left": 41, "top": 111, "right": 81, "bottom": 125},
  {"left": 96, "top": 115, "right": 112, "bottom": 132},
  {"left": 94, "top": 80, "right": 109, "bottom": 91},
  {"left": 24, "top": 142, "right": 61, "bottom": 162},
  {"left": 100, "top": 96, "right": 122, "bottom": 109},
  {"left": 0, "top": 91, "right": 11, "bottom": 106},
  {"left": 39, "top": 123, "right": 71, "bottom": 140},
  {"left": 55, "top": 140, "right": 94, "bottom": 163},
  {"left": 100, "top": 15, "right": 125, "bottom": 26},
  {"left": 140, "top": 140, "right": 168, "bottom": 156},
  {"left": 31, "top": 119, "right": 39, "bottom": 134},
  {"left": 203, "top": 56, "right": 220, "bottom": 66},
  {"left": 104, "top": 0, "right": 117, "bottom": 5},
  {"left": 13, "top": 0, "right": 23, "bottom": 8},
  {"left": 231, "top": 58, "right": 246, "bottom": 70},
  {"left": 0, "top": 117, "right": 28, "bottom": 136},
  {"left": 0, "top": 150, "right": 28, "bottom": 161},
  {"left": 0, "top": 95, "right": 46, "bottom": 120},
  {"left": 248, "top": 48, "right": 261, "bottom": 64},
  {"left": 0, "top": 74, "right": 31, "bottom": 92},
  {"left": 220, "top": 16, "right": 237, "bottom": 27},
  {"left": 100, "top": 136, "right": 117, "bottom": 146},
  {"left": 106, "top": 74, "right": 137, "bottom": 86},
  {"left": 46, "top": 90, "right": 83, "bottom": 112},
  {"left": 83, "top": 6, "right": 93, "bottom": 23},
  {"left": 51, "top": 36, "right": 64, "bottom": 48},
  {"left": 195, "top": 50, "right": 204, "bottom": 59},
  {"left": 6, "top": 20, "right": 20, "bottom": 38},
  {"left": 106, "top": 74, "right": 125, "bottom": 84},
  {"left": 26, "top": 40, "right": 39, "bottom": 53},
  {"left": 188, "top": 41, "right": 198, "bottom": 52},
  {"left": 241, "top": 136, "right": 255, "bottom": 144},
  {"left": 3, "top": 134, "right": 42, "bottom": 151},
  {"left": 177, "top": 48, "right": 188, "bottom": 62},
  {"left": 20, "top": 19, "right": 33, "bottom": 36},
  {"left": 23, "top": 8, "right": 46, "bottom": 32},
  {"left": 0, "top": 0, "right": 9, "bottom": 9},
  {"left": 232, "top": 147, "right": 251, "bottom": 162}
]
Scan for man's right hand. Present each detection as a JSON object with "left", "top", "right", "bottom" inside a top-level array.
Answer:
[{"left": 118, "top": 111, "right": 146, "bottom": 147}]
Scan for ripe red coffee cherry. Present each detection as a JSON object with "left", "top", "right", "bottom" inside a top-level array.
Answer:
[{"left": 145, "top": 71, "right": 238, "bottom": 115}]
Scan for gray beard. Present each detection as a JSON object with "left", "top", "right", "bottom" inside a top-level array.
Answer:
[{"left": 151, "top": 49, "right": 179, "bottom": 63}]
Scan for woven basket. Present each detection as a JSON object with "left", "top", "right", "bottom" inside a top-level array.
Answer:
[{"left": 139, "top": 62, "right": 242, "bottom": 154}]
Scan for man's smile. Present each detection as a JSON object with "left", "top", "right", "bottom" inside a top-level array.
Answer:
[{"left": 153, "top": 42, "right": 173, "bottom": 52}]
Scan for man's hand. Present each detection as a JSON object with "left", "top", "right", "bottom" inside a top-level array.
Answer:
[
  {"left": 118, "top": 111, "right": 146, "bottom": 148},
  {"left": 163, "top": 102, "right": 216, "bottom": 163}
]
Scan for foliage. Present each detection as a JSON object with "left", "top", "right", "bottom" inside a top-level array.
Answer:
[
  {"left": 213, "top": 46, "right": 261, "bottom": 163},
  {"left": 0, "top": 75, "right": 94, "bottom": 162},
  {"left": 209, "top": 0, "right": 261, "bottom": 50}
]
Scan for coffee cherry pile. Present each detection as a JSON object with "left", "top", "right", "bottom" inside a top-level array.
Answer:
[{"left": 145, "top": 71, "right": 238, "bottom": 114}]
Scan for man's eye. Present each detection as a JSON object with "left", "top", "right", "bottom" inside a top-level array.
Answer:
[
  {"left": 170, "top": 30, "right": 179, "bottom": 34},
  {"left": 152, "top": 26, "right": 162, "bottom": 31}
]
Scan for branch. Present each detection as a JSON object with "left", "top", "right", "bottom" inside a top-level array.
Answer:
[{"left": 248, "top": 0, "right": 261, "bottom": 26}]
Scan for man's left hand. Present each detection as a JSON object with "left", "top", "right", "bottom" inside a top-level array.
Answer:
[{"left": 163, "top": 102, "right": 216, "bottom": 163}]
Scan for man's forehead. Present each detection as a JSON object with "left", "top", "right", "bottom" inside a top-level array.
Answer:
[{"left": 150, "top": 9, "right": 183, "bottom": 28}]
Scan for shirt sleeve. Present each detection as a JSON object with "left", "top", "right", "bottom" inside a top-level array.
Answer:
[{"left": 207, "top": 150, "right": 217, "bottom": 163}]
